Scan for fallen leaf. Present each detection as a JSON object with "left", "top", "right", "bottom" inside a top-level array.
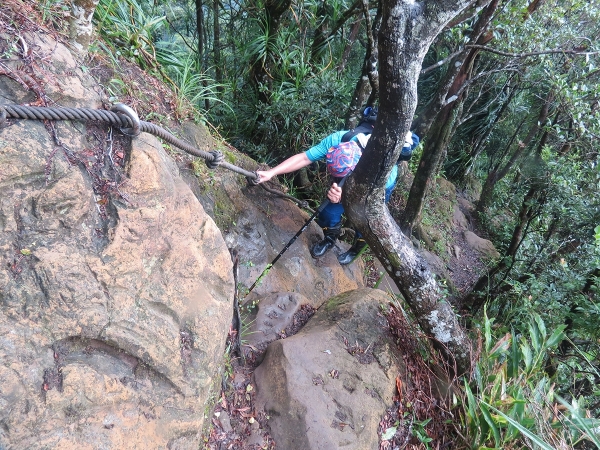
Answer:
[{"left": 381, "top": 426, "right": 397, "bottom": 440}]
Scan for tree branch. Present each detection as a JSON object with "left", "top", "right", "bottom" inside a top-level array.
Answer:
[
  {"left": 465, "top": 44, "right": 600, "bottom": 58},
  {"left": 423, "top": 45, "right": 599, "bottom": 76},
  {"left": 421, "top": 48, "right": 464, "bottom": 75},
  {"left": 443, "top": 67, "right": 522, "bottom": 107}
]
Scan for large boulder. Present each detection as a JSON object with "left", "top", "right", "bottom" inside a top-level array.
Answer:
[
  {"left": 463, "top": 230, "right": 501, "bottom": 260},
  {"left": 253, "top": 288, "right": 404, "bottom": 450},
  {"left": 0, "top": 32, "right": 233, "bottom": 449}
]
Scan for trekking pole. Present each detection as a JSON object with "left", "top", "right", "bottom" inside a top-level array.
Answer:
[{"left": 245, "top": 172, "right": 351, "bottom": 297}]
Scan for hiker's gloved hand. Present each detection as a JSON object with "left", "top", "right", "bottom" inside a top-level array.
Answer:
[
  {"left": 256, "top": 170, "right": 275, "bottom": 183},
  {"left": 328, "top": 183, "right": 342, "bottom": 203}
]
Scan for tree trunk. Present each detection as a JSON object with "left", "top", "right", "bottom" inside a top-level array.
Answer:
[
  {"left": 345, "top": 0, "right": 381, "bottom": 129},
  {"left": 412, "top": 0, "right": 497, "bottom": 139},
  {"left": 464, "top": 186, "right": 543, "bottom": 312},
  {"left": 196, "top": 0, "right": 204, "bottom": 63},
  {"left": 400, "top": 0, "right": 498, "bottom": 234},
  {"left": 213, "top": 0, "right": 223, "bottom": 96},
  {"left": 400, "top": 105, "right": 457, "bottom": 235},
  {"left": 462, "top": 78, "right": 520, "bottom": 178},
  {"left": 337, "top": 18, "right": 362, "bottom": 74},
  {"left": 248, "top": 0, "right": 293, "bottom": 104},
  {"left": 197, "top": 0, "right": 213, "bottom": 110},
  {"left": 476, "top": 93, "right": 552, "bottom": 213},
  {"left": 311, "top": 0, "right": 362, "bottom": 63},
  {"left": 345, "top": 0, "right": 480, "bottom": 375},
  {"left": 68, "top": 0, "right": 99, "bottom": 55},
  {"left": 310, "top": 0, "right": 330, "bottom": 62}
]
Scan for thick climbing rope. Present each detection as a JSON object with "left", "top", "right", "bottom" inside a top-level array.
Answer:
[
  {"left": 0, "top": 103, "right": 316, "bottom": 210},
  {"left": 0, "top": 103, "right": 261, "bottom": 185}
]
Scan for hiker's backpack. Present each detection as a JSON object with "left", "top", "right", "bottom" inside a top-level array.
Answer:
[
  {"left": 398, "top": 132, "right": 420, "bottom": 163},
  {"left": 326, "top": 140, "right": 363, "bottom": 178},
  {"left": 341, "top": 106, "right": 378, "bottom": 142}
]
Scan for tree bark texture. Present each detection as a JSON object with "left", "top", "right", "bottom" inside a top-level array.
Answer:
[
  {"left": 399, "top": 1, "right": 498, "bottom": 233},
  {"left": 412, "top": 0, "right": 496, "bottom": 139},
  {"left": 401, "top": 106, "right": 457, "bottom": 235},
  {"left": 344, "top": 0, "right": 480, "bottom": 375},
  {"left": 337, "top": 18, "right": 362, "bottom": 75},
  {"left": 463, "top": 77, "right": 520, "bottom": 178},
  {"left": 196, "top": 0, "right": 204, "bottom": 64},
  {"left": 68, "top": 0, "right": 99, "bottom": 55},
  {"left": 464, "top": 186, "right": 544, "bottom": 312},
  {"left": 213, "top": 0, "right": 223, "bottom": 90},
  {"left": 310, "top": 0, "right": 362, "bottom": 62}
]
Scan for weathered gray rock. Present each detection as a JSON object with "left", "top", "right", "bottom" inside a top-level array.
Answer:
[
  {"left": 242, "top": 292, "right": 310, "bottom": 360},
  {"left": 457, "top": 196, "right": 475, "bottom": 213},
  {"left": 253, "top": 288, "right": 404, "bottom": 450}
]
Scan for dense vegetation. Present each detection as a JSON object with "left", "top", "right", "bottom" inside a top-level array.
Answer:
[{"left": 37, "top": 0, "right": 600, "bottom": 447}]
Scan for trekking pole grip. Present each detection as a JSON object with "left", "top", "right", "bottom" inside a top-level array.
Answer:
[{"left": 316, "top": 170, "right": 352, "bottom": 213}]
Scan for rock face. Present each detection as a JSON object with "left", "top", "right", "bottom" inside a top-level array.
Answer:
[
  {"left": 0, "top": 34, "right": 233, "bottom": 449},
  {"left": 253, "top": 289, "right": 404, "bottom": 450},
  {"left": 0, "top": 26, "right": 370, "bottom": 449},
  {"left": 181, "top": 140, "right": 366, "bottom": 306},
  {"left": 463, "top": 230, "right": 501, "bottom": 260}
]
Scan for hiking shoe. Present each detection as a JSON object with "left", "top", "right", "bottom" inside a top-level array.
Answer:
[
  {"left": 311, "top": 236, "right": 337, "bottom": 258},
  {"left": 337, "top": 238, "right": 368, "bottom": 265}
]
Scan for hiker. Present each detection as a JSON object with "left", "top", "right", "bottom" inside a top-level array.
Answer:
[{"left": 256, "top": 109, "right": 419, "bottom": 265}]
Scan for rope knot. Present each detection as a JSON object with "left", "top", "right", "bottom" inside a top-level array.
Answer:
[
  {"left": 206, "top": 150, "right": 224, "bottom": 170},
  {"left": 246, "top": 171, "right": 260, "bottom": 186}
]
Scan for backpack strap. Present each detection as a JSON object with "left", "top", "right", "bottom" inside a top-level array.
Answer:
[{"left": 341, "top": 122, "right": 375, "bottom": 142}]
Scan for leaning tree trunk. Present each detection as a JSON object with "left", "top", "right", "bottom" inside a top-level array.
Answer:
[
  {"left": 400, "top": 104, "right": 457, "bottom": 236},
  {"left": 412, "top": 0, "right": 498, "bottom": 139},
  {"left": 476, "top": 92, "right": 552, "bottom": 213},
  {"left": 344, "top": 0, "right": 481, "bottom": 375},
  {"left": 464, "top": 185, "right": 545, "bottom": 312},
  {"left": 337, "top": 18, "right": 362, "bottom": 74},
  {"left": 400, "top": 0, "right": 498, "bottom": 235}
]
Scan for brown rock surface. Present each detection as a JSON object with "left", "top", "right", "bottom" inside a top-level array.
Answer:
[
  {"left": 463, "top": 230, "right": 501, "bottom": 260},
  {"left": 0, "top": 32, "right": 233, "bottom": 447},
  {"left": 253, "top": 288, "right": 404, "bottom": 450},
  {"left": 0, "top": 19, "right": 369, "bottom": 449}
]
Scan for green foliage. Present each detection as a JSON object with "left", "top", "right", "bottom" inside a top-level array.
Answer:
[
  {"left": 219, "top": 69, "right": 350, "bottom": 167},
  {"left": 35, "top": 0, "right": 70, "bottom": 28},
  {"left": 461, "top": 311, "right": 599, "bottom": 449},
  {"left": 95, "top": 0, "right": 166, "bottom": 69},
  {"left": 155, "top": 43, "right": 229, "bottom": 116}
]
